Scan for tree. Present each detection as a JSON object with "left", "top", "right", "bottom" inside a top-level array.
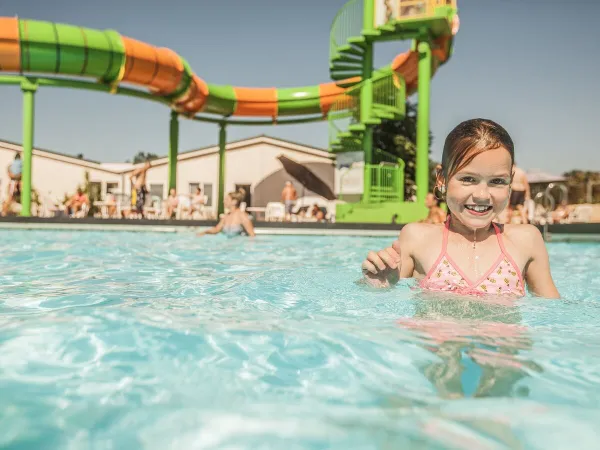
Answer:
[
  {"left": 132, "top": 152, "right": 159, "bottom": 164},
  {"left": 373, "top": 100, "right": 437, "bottom": 199},
  {"left": 562, "top": 170, "right": 600, "bottom": 204}
]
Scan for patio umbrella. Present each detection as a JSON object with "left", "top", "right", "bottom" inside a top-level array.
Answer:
[{"left": 277, "top": 155, "right": 336, "bottom": 200}]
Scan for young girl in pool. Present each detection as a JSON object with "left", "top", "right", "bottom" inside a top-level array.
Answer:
[{"left": 362, "top": 118, "right": 560, "bottom": 298}]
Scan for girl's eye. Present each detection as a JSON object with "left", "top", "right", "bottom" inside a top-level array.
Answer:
[
  {"left": 490, "top": 179, "right": 510, "bottom": 185},
  {"left": 459, "top": 177, "right": 476, "bottom": 183}
]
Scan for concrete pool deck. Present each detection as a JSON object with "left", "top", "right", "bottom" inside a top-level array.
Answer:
[{"left": 0, "top": 217, "right": 600, "bottom": 240}]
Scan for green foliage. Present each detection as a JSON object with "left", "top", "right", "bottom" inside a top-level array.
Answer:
[
  {"left": 373, "top": 100, "right": 438, "bottom": 199},
  {"left": 563, "top": 170, "right": 600, "bottom": 204},
  {"left": 132, "top": 152, "right": 159, "bottom": 164}
]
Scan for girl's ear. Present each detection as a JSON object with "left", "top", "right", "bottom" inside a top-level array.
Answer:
[{"left": 434, "top": 168, "right": 446, "bottom": 201}]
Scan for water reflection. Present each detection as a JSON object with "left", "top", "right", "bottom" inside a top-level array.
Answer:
[{"left": 399, "top": 293, "right": 543, "bottom": 399}]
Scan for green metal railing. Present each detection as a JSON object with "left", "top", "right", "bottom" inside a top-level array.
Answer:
[
  {"left": 372, "top": 71, "right": 405, "bottom": 118},
  {"left": 328, "top": 80, "right": 362, "bottom": 150},
  {"left": 329, "top": 0, "right": 364, "bottom": 62},
  {"left": 367, "top": 157, "right": 405, "bottom": 202}
]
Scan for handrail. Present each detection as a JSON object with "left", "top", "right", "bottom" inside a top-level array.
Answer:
[
  {"left": 330, "top": 0, "right": 363, "bottom": 62},
  {"left": 372, "top": 72, "right": 404, "bottom": 111}
]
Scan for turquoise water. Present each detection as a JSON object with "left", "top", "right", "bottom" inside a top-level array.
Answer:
[{"left": 1, "top": 231, "right": 600, "bottom": 449}]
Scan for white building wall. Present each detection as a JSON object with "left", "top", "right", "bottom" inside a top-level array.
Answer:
[
  {"left": 0, "top": 143, "right": 124, "bottom": 206},
  {"left": 125, "top": 140, "right": 333, "bottom": 217},
  {"left": 0, "top": 137, "right": 334, "bottom": 217}
]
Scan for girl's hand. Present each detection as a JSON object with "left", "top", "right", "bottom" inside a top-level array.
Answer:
[{"left": 361, "top": 240, "right": 402, "bottom": 287}]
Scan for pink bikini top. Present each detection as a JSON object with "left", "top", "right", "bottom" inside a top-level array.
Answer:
[{"left": 419, "top": 217, "right": 525, "bottom": 297}]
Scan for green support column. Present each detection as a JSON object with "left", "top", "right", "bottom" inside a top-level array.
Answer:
[
  {"left": 168, "top": 111, "right": 179, "bottom": 191},
  {"left": 20, "top": 78, "right": 37, "bottom": 217},
  {"left": 363, "top": 0, "right": 375, "bottom": 32},
  {"left": 416, "top": 40, "right": 432, "bottom": 206},
  {"left": 217, "top": 123, "right": 227, "bottom": 216},
  {"left": 361, "top": 32, "right": 374, "bottom": 203}
]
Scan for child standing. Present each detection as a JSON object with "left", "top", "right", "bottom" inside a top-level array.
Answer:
[{"left": 362, "top": 118, "right": 559, "bottom": 298}]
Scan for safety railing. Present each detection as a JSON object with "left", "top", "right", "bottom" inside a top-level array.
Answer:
[
  {"left": 330, "top": 0, "right": 364, "bottom": 62},
  {"left": 372, "top": 71, "right": 405, "bottom": 118},
  {"left": 367, "top": 158, "right": 405, "bottom": 202},
  {"left": 328, "top": 80, "right": 362, "bottom": 150}
]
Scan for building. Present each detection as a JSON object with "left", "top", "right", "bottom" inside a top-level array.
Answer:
[{"left": 0, "top": 136, "right": 336, "bottom": 217}]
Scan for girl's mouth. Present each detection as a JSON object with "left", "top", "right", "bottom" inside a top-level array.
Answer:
[{"left": 464, "top": 204, "right": 493, "bottom": 215}]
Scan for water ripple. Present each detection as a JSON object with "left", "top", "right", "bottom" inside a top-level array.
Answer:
[{"left": 1, "top": 230, "right": 600, "bottom": 448}]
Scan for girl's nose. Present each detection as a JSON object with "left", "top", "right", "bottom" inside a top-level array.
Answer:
[{"left": 473, "top": 184, "right": 491, "bottom": 201}]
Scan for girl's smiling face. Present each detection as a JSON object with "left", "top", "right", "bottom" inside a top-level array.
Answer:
[{"left": 444, "top": 146, "right": 513, "bottom": 230}]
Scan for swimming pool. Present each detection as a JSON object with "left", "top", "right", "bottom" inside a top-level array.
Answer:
[{"left": 1, "top": 230, "right": 599, "bottom": 448}]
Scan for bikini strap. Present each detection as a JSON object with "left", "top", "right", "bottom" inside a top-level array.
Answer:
[
  {"left": 441, "top": 215, "right": 451, "bottom": 253},
  {"left": 492, "top": 222, "right": 508, "bottom": 255}
]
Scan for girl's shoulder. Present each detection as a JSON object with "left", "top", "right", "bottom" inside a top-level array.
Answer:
[
  {"left": 399, "top": 222, "right": 445, "bottom": 247},
  {"left": 498, "top": 223, "right": 546, "bottom": 259},
  {"left": 499, "top": 223, "right": 543, "bottom": 242}
]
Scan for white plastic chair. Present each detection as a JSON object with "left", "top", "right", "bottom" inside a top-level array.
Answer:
[{"left": 265, "top": 202, "right": 285, "bottom": 222}]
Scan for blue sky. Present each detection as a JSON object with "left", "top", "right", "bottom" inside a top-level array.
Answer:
[{"left": 0, "top": 0, "right": 598, "bottom": 174}]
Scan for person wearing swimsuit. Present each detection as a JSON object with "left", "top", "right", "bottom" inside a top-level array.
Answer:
[
  {"left": 420, "top": 216, "right": 524, "bottom": 296},
  {"left": 197, "top": 191, "right": 255, "bottom": 237},
  {"left": 361, "top": 118, "right": 560, "bottom": 299}
]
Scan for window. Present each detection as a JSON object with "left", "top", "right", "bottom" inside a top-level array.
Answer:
[
  {"left": 149, "top": 183, "right": 164, "bottom": 199},
  {"left": 189, "top": 183, "right": 200, "bottom": 194},
  {"left": 106, "top": 182, "right": 118, "bottom": 195},
  {"left": 203, "top": 183, "right": 213, "bottom": 206},
  {"left": 89, "top": 182, "right": 102, "bottom": 201}
]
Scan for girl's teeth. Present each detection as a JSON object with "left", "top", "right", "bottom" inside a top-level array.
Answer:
[{"left": 467, "top": 205, "right": 490, "bottom": 212}]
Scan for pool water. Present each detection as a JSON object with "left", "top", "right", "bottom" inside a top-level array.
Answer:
[{"left": 1, "top": 230, "right": 600, "bottom": 449}]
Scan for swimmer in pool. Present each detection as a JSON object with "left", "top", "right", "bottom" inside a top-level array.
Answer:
[
  {"left": 361, "top": 118, "right": 560, "bottom": 298},
  {"left": 197, "top": 191, "right": 255, "bottom": 237}
]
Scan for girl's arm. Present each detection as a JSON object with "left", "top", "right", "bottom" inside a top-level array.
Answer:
[
  {"left": 361, "top": 223, "right": 418, "bottom": 286},
  {"left": 522, "top": 226, "right": 560, "bottom": 298}
]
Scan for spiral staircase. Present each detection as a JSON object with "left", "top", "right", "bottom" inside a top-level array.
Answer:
[{"left": 327, "top": 0, "right": 457, "bottom": 220}]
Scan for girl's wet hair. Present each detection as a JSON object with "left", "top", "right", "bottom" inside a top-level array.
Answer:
[{"left": 440, "top": 118, "right": 515, "bottom": 182}]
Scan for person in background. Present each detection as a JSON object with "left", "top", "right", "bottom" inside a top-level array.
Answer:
[
  {"left": 197, "top": 191, "right": 255, "bottom": 237},
  {"left": 2, "top": 152, "right": 23, "bottom": 216},
  {"left": 508, "top": 163, "right": 530, "bottom": 224},
  {"left": 166, "top": 188, "right": 179, "bottom": 219},
  {"left": 281, "top": 181, "right": 297, "bottom": 221},
  {"left": 65, "top": 188, "right": 90, "bottom": 216},
  {"left": 7, "top": 152, "right": 22, "bottom": 192},
  {"left": 421, "top": 192, "right": 447, "bottom": 224},
  {"left": 130, "top": 160, "right": 151, "bottom": 218},
  {"left": 310, "top": 203, "right": 327, "bottom": 222},
  {"left": 191, "top": 187, "right": 205, "bottom": 216}
]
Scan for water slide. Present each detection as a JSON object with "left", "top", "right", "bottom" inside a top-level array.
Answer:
[{"left": 0, "top": 10, "right": 457, "bottom": 120}]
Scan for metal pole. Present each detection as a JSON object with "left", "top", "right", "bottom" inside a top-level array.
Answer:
[
  {"left": 20, "top": 78, "right": 37, "bottom": 217},
  {"left": 416, "top": 40, "right": 432, "bottom": 206},
  {"left": 168, "top": 111, "right": 179, "bottom": 191},
  {"left": 217, "top": 123, "right": 227, "bottom": 216}
]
